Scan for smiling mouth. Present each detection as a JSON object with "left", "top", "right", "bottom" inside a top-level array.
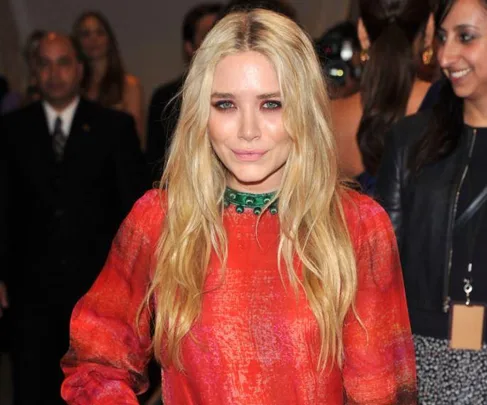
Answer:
[
  {"left": 232, "top": 150, "right": 267, "bottom": 161},
  {"left": 446, "top": 68, "right": 472, "bottom": 79}
]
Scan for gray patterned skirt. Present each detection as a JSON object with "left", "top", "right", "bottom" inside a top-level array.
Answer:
[{"left": 414, "top": 334, "right": 487, "bottom": 404}]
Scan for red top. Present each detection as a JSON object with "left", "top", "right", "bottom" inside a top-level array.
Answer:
[{"left": 61, "top": 189, "right": 417, "bottom": 404}]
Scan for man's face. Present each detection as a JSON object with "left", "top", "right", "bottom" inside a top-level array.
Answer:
[
  {"left": 193, "top": 12, "right": 218, "bottom": 49},
  {"left": 184, "top": 12, "right": 218, "bottom": 60},
  {"left": 36, "top": 34, "right": 83, "bottom": 109}
]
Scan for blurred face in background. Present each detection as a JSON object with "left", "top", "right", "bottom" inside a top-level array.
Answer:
[
  {"left": 36, "top": 34, "right": 83, "bottom": 110},
  {"left": 193, "top": 13, "right": 218, "bottom": 49},
  {"left": 184, "top": 12, "right": 219, "bottom": 59},
  {"left": 77, "top": 16, "right": 110, "bottom": 61},
  {"left": 437, "top": 0, "right": 487, "bottom": 104},
  {"left": 208, "top": 51, "right": 292, "bottom": 193}
]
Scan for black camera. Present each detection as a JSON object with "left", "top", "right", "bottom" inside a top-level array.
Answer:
[{"left": 315, "top": 21, "right": 362, "bottom": 96}]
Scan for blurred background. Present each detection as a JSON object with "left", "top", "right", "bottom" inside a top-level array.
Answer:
[{"left": 0, "top": 0, "right": 359, "bottom": 105}]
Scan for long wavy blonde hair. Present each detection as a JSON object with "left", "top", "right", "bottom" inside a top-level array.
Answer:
[{"left": 143, "top": 9, "right": 357, "bottom": 371}]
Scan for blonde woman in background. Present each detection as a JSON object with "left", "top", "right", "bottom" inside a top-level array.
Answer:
[
  {"left": 61, "top": 9, "right": 416, "bottom": 404},
  {"left": 73, "top": 11, "right": 145, "bottom": 148}
]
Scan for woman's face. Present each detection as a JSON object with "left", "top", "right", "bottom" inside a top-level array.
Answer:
[
  {"left": 437, "top": 0, "right": 487, "bottom": 104},
  {"left": 77, "top": 16, "right": 110, "bottom": 61},
  {"left": 208, "top": 51, "right": 292, "bottom": 193}
]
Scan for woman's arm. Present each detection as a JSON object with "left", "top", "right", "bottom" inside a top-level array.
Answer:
[
  {"left": 124, "top": 74, "right": 146, "bottom": 150},
  {"left": 342, "top": 198, "right": 416, "bottom": 404},
  {"left": 375, "top": 126, "right": 405, "bottom": 246},
  {"left": 61, "top": 191, "right": 163, "bottom": 404}
]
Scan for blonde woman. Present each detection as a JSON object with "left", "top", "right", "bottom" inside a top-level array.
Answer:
[{"left": 61, "top": 9, "right": 416, "bottom": 404}]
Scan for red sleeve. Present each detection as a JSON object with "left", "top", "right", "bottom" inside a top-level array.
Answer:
[
  {"left": 61, "top": 190, "right": 164, "bottom": 404},
  {"left": 342, "top": 193, "right": 417, "bottom": 404}
]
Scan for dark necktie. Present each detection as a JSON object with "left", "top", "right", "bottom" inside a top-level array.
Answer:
[{"left": 52, "top": 116, "right": 66, "bottom": 161}]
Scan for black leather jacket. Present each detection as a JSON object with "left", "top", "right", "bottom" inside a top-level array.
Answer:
[{"left": 376, "top": 111, "right": 476, "bottom": 338}]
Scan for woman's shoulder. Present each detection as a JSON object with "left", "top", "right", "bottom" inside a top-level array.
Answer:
[
  {"left": 124, "top": 189, "right": 167, "bottom": 242},
  {"left": 122, "top": 74, "right": 143, "bottom": 109},
  {"left": 340, "top": 189, "right": 394, "bottom": 248},
  {"left": 413, "top": 79, "right": 432, "bottom": 96},
  {"left": 406, "top": 79, "right": 431, "bottom": 115},
  {"left": 341, "top": 189, "right": 385, "bottom": 223},
  {"left": 124, "top": 74, "right": 141, "bottom": 90},
  {"left": 388, "top": 109, "right": 433, "bottom": 148}
]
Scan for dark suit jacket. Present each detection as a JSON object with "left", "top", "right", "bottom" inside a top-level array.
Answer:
[
  {"left": 146, "top": 75, "right": 184, "bottom": 183},
  {"left": 0, "top": 98, "right": 147, "bottom": 309}
]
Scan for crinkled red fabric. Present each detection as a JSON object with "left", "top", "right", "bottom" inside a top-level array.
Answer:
[{"left": 61, "top": 189, "right": 417, "bottom": 404}]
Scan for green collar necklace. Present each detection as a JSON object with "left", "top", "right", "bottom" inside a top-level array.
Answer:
[{"left": 223, "top": 187, "right": 278, "bottom": 215}]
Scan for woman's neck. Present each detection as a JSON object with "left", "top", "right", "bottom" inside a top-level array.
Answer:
[
  {"left": 224, "top": 187, "right": 278, "bottom": 215},
  {"left": 405, "top": 78, "right": 430, "bottom": 116},
  {"left": 464, "top": 99, "right": 487, "bottom": 128}
]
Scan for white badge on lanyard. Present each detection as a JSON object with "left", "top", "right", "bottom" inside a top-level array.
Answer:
[
  {"left": 449, "top": 303, "right": 485, "bottom": 350},
  {"left": 449, "top": 272, "right": 485, "bottom": 350}
]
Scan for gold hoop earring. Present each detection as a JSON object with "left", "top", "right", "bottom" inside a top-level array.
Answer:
[
  {"left": 422, "top": 46, "right": 434, "bottom": 66},
  {"left": 360, "top": 48, "right": 369, "bottom": 63}
]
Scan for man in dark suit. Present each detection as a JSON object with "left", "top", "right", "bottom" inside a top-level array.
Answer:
[
  {"left": 146, "top": 3, "right": 222, "bottom": 183},
  {"left": 0, "top": 32, "right": 146, "bottom": 405}
]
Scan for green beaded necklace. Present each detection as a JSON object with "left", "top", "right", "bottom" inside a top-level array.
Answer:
[{"left": 223, "top": 187, "right": 278, "bottom": 215}]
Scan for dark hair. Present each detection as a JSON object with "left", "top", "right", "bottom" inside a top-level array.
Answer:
[
  {"left": 73, "top": 11, "right": 125, "bottom": 108},
  {"left": 23, "top": 30, "right": 46, "bottom": 64},
  {"left": 218, "top": 0, "right": 297, "bottom": 21},
  {"left": 68, "top": 35, "right": 87, "bottom": 63},
  {"left": 357, "top": 0, "right": 431, "bottom": 175},
  {"left": 410, "top": 0, "right": 485, "bottom": 172},
  {"left": 183, "top": 3, "right": 223, "bottom": 44}
]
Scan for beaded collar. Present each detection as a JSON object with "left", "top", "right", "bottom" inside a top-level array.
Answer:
[{"left": 223, "top": 187, "right": 278, "bottom": 215}]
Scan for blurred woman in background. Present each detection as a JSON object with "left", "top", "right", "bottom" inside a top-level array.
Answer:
[
  {"left": 73, "top": 11, "right": 145, "bottom": 148},
  {"left": 332, "top": 0, "right": 434, "bottom": 193}
]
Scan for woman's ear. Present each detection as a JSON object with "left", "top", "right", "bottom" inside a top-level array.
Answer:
[
  {"left": 424, "top": 13, "right": 435, "bottom": 48},
  {"left": 357, "top": 18, "right": 370, "bottom": 50}
]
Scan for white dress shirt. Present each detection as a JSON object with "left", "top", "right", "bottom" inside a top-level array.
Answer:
[{"left": 43, "top": 97, "right": 80, "bottom": 137}]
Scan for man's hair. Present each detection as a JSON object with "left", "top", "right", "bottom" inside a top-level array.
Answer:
[{"left": 182, "top": 3, "right": 223, "bottom": 44}]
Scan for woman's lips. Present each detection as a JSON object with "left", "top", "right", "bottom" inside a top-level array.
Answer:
[
  {"left": 232, "top": 149, "right": 268, "bottom": 161},
  {"left": 444, "top": 68, "right": 472, "bottom": 84}
]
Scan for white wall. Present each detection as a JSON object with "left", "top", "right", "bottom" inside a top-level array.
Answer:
[{"left": 3, "top": 0, "right": 352, "bottom": 100}]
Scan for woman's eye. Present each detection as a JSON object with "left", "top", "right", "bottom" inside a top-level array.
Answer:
[
  {"left": 459, "top": 32, "right": 474, "bottom": 43},
  {"left": 214, "top": 101, "right": 234, "bottom": 110},
  {"left": 262, "top": 100, "right": 282, "bottom": 110},
  {"left": 436, "top": 32, "right": 447, "bottom": 43}
]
